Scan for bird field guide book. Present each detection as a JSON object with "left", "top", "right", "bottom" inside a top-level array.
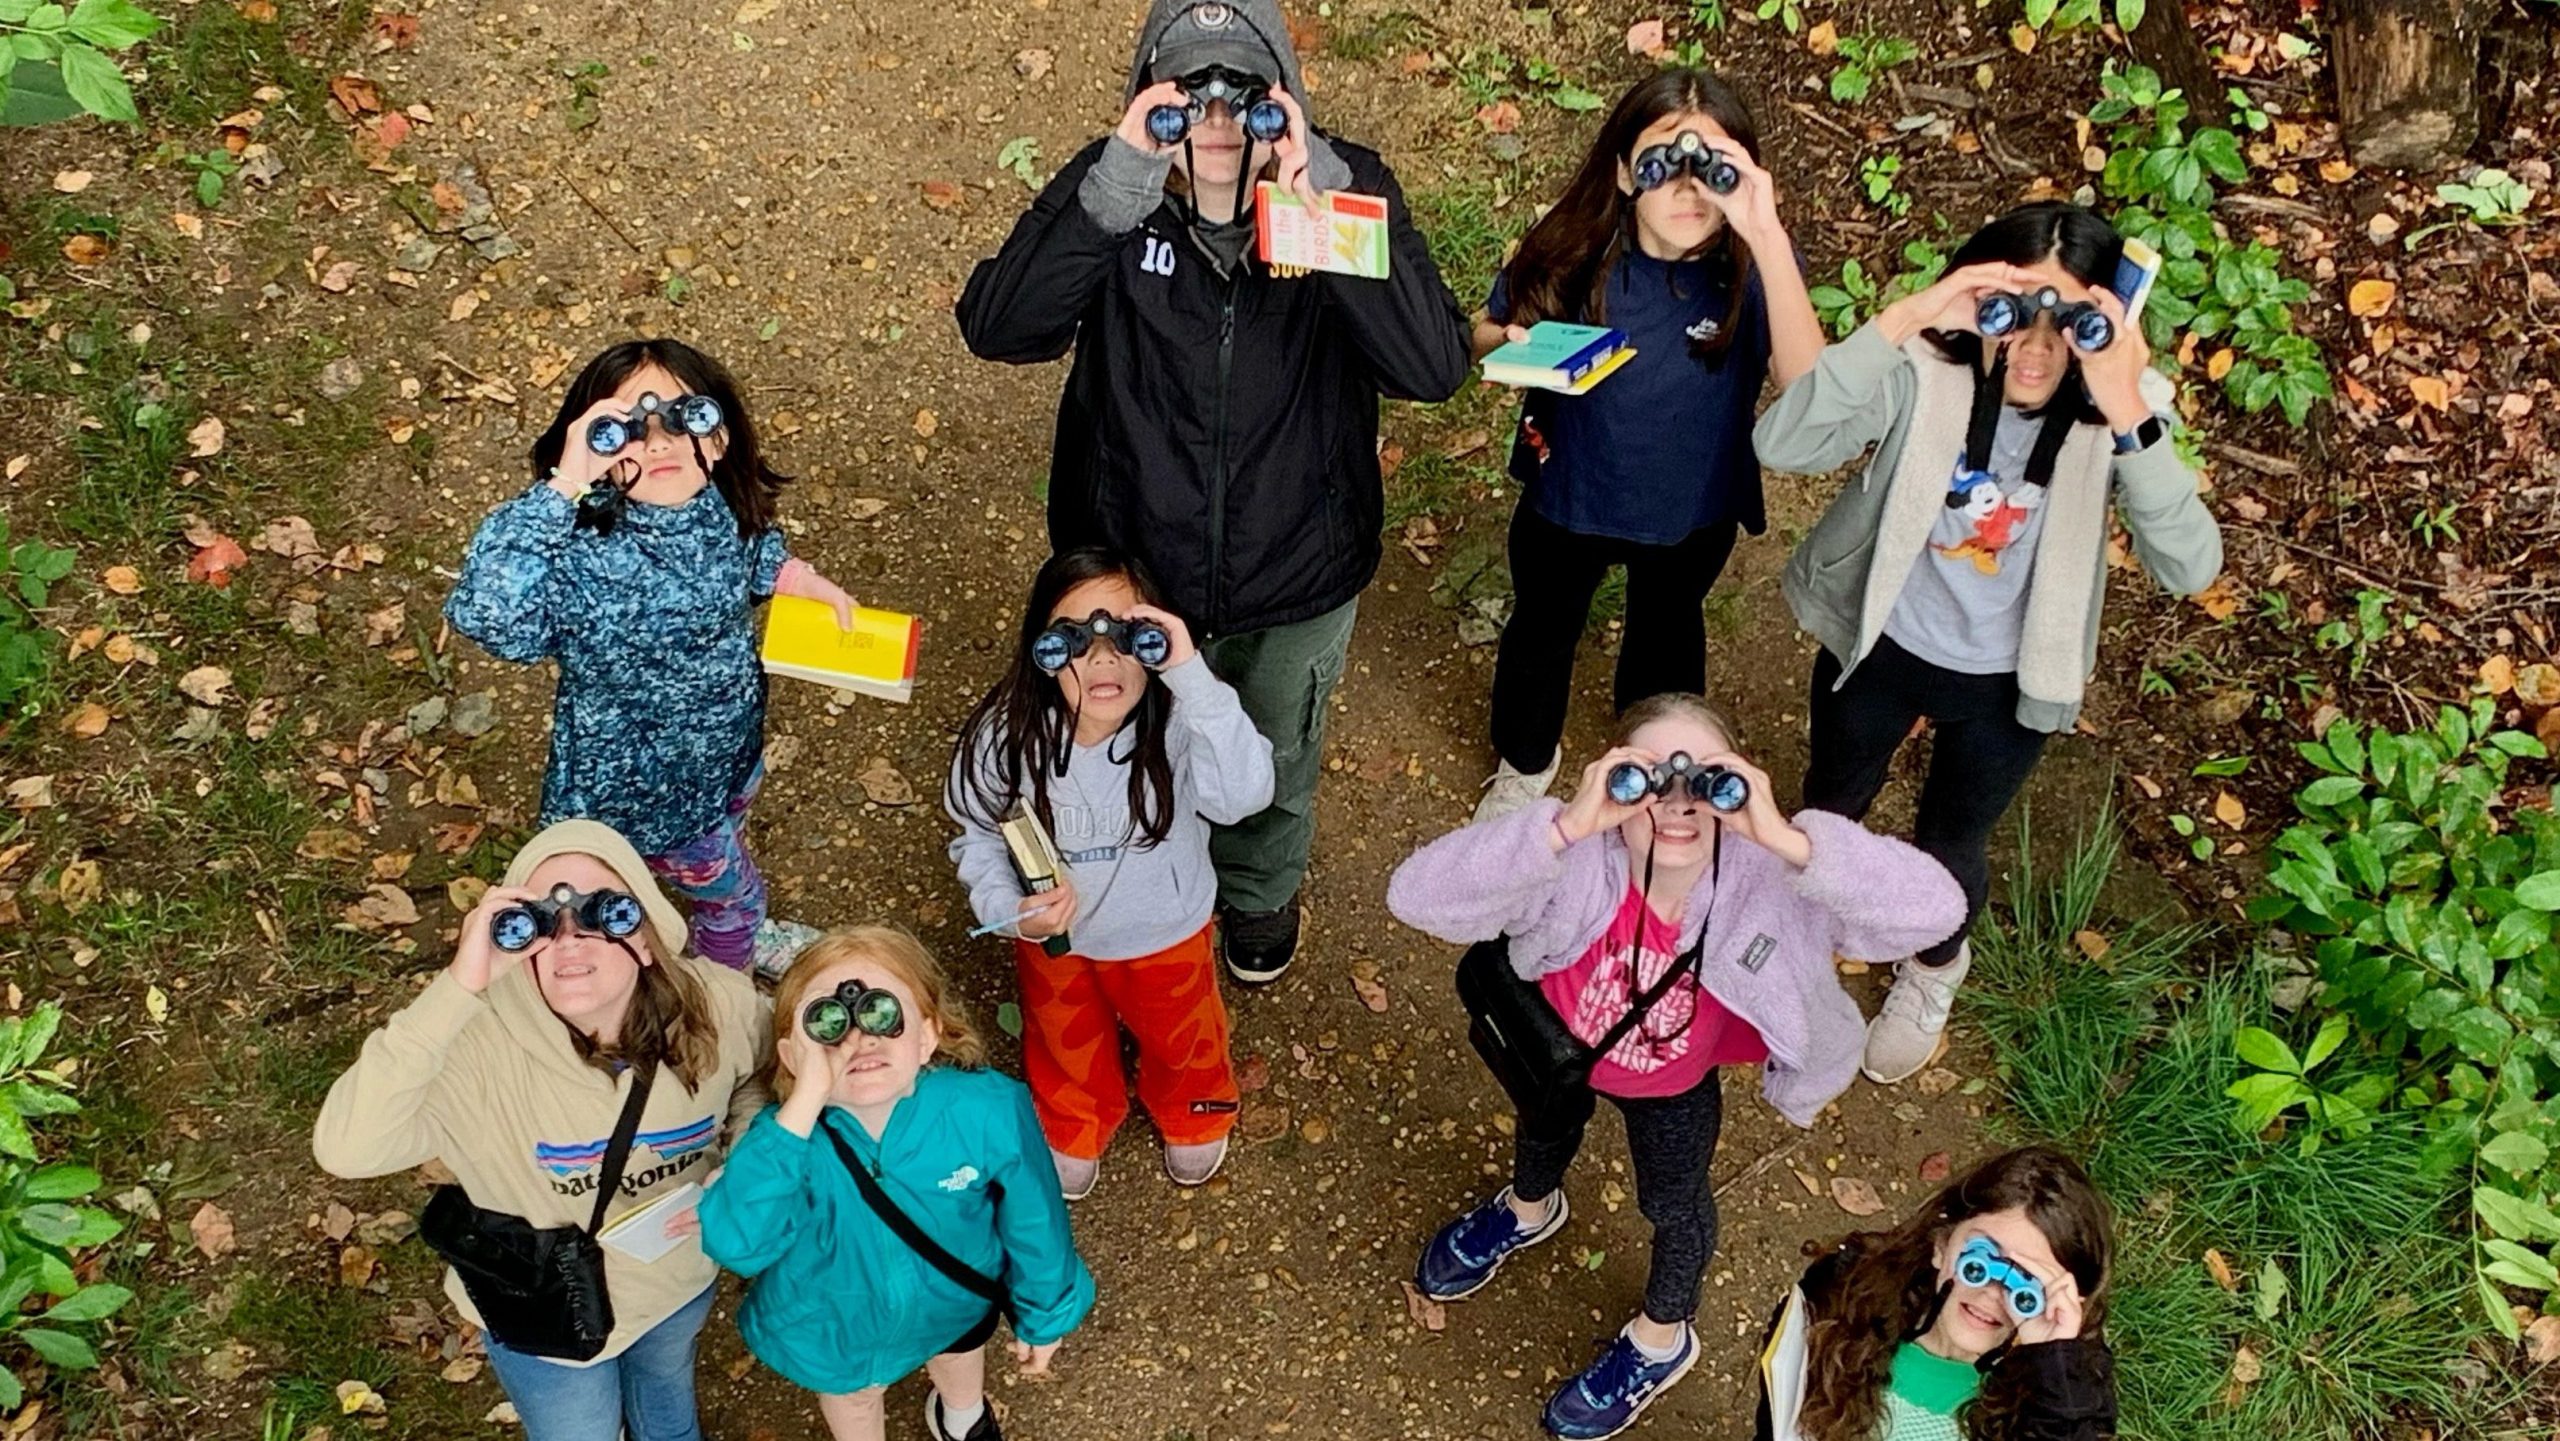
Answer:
[
  {"left": 1481, "top": 321, "right": 1631, "bottom": 392},
  {"left": 1255, "top": 182, "right": 1391, "bottom": 280},
  {"left": 759, "top": 596, "right": 920, "bottom": 704},
  {"left": 1001, "top": 800, "right": 1072, "bottom": 957},
  {"left": 598, "top": 1181, "right": 701, "bottom": 1264}
]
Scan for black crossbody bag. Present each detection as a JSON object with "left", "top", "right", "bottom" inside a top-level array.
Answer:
[
  {"left": 822, "top": 1122, "right": 1016, "bottom": 1329},
  {"left": 1456, "top": 846, "right": 1717, "bottom": 1117},
  {"left": 421, "top": 1058, "right": 657, "bottom": 1362}
]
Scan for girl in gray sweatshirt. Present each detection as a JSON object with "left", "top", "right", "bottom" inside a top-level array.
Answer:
[{"left": 945, "top": 547, "right": 1274, "bottom": 1202}]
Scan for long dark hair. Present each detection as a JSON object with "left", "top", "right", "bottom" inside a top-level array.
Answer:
[
  {"left": 948, "top": 547, "right": 1180, "bottom": 849},
  {"left": 1799, "top": 1146, "right": 2114, "bottom": 1441},
  {"left": 1496, "top": 67, "right": 1764, "bottom": 361},
  {"left": 1926, "top": 203, "right": 2124, "bottom": 489},
  {"left": 530, "top": 339, "right": 786, "bottom": 539}
]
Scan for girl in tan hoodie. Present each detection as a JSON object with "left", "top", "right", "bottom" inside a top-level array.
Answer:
[{"left": 313, "top": 819, "right": 770, "bottom": 1441}]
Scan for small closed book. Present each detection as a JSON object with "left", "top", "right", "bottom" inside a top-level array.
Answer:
[
  {"left": 1481, "top": 321, "right": 1630, "bottom": 391},
  {"left": 760, "top": 596, "right": 919, "bottom": 704},
  {"left": 1255, "top": 182, "right": 1391, "bottom": 280},
  {"left": 597, "top": 1181, "right": 700, "bottom": 1265},
  {"left": 1000, "top": 800, "right": 1072, "bottom": 957}
]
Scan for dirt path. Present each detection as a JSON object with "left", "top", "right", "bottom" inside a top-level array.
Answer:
[{"left": 0, "top": 0, "right": 2190, "bottom": 1435}]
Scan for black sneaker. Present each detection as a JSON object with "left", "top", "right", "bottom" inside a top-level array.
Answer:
[
  {"left": 927, "top": 1393, "right": 1002, "bottom": 1441},
  {"left": 1219, "top": 896, "right": 1302, "bottom": 985}
]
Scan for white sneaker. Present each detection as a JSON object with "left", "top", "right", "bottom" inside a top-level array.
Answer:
[
  {"left": 1862, "top": 943, "right": 1970, "bottom": 1084},
  {"left": 749, "top": 918, "right": 824, "bottom": 982},
  {"left": 1472, "top": 748, "right": 1561, "bottom": 825},
  {"left": 1050, "top": 1148, "right": 1100, "bottom": 1201},
  {"left": 1164, "top": 1135, "right": 1228, "bottom": 1187}
]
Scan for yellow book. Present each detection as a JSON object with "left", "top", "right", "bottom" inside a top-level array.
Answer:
[
  {"left": 1552, "top": 346, "right": 1637, "bottom": 395},
  {"left": 759, "top": 596, "right": 920, "bottom": 704}
]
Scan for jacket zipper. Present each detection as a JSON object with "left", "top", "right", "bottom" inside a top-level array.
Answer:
[{"left": 1206, "top": 275, "right": 1239, "bottom": 634}]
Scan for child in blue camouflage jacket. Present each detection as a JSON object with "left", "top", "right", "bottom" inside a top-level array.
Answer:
[{"left": 446, "top": 338, "right": 859, "bottom": 977}]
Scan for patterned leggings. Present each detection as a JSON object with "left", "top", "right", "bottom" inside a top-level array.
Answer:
[{"left": 642, "top": 769, "right": 767, "bottom": 972}]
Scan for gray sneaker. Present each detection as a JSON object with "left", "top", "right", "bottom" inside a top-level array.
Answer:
[
  {"left": 1862, "top": 943, "right": 1970, "bottom": 1084},
  {"left": 1164, "top": 1136, "right": 1228, "bottom": 1187},
  {"left": 1472, "top": 748, "right": 1562, "bottom": 825},
  {"left": 1050, "top": 1148, "right": 1100, "bottom": 1202},
  {"left": 749, "top": 918, "right": 824, "bottom": 982}
]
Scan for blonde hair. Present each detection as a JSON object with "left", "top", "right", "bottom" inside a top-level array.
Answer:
[
  {"left": 764, "top": 925, "right": 985, "bottom": 1100},
  {"left": 1615, "top": 692, "right": 1741, "bottom": 751}
]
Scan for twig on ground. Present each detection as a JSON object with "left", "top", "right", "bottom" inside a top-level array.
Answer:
[
  {"left": 567, "top": 182, "right": 646, "bottom": 254},
  {"left": 2206, "top": 441, "right": 2302, "bottom": 479},
  {"left": 1713, "top": 1139, "right": 1800, "bottom": 1199}
]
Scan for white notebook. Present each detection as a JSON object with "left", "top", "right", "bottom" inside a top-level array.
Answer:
[{"left": 597, "top": 1181, "right": 701, "bottom": 1264}]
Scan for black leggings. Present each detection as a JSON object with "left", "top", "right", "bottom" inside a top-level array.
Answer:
[
  {"left": 1489, "top": 502, "right": 1741, "bottom": 774},
  {"left": 1801, "top": 636, "right": 2050, "bottom": 966},
  {"left": 1512, "top": 1071, "right": 1724, "bottom": 1325}
]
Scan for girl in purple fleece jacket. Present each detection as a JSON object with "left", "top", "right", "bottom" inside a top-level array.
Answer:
[{"left": 1389, "top": 694, "right": 1962, "bottom": 1440}]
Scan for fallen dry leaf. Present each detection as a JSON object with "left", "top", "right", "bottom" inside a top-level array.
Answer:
[
  {"left": 349, "top": 884, "right": 421, "bottom": 928},
  {"left": 187, "top": 415, "right": 226, "bottom": 457},
  {"left": 178, "top": 665, "right": 236, "bottom": 706},
  {"left": 322, "top": 1201, "right": 356, "bottom": 1240},
  {"left": 186, "top": 532, "right": 250, "bottom": 587},
  {"left": 448, "top": 875, "right": 490, "bottom": 913},
  {"left": 102, "top": 565, "right": 143, "bottom": 595},
  {"left": 2524, "top": 1313, "right": 2560, "bottom": 1365},
  {"left": 256, "top": 514, "right": 322, "bottom": 560},
  {"left": 2073, "top": 929, "right": 2111, "bottom": 961},
  {"left": 856, "top": 757, "right": 917, "bottom": 807},
  {"left": 2346, "top": 278, "right": 2397, "bottom": 318},
  {"left": 1918, "top": 1151, "right": 1951, "bottom": 1183},
  {"left": 190, "top": 1201, "right": 238, "bottom": 1260},
  {"left": 60, "top": 858, "right": 103, "bottom": 913},
  {"left": 336, "top": 1379, "right": 387, "bottom": 1416},
  {"left": 372, "top": 11, "right": 419, "bottom": 47},
  {"left": 319, "top": 260, "right": 361, "bottom": 293},
  {"left": 1624, "top": 18, "right": 1665, "bottom": 55},
  {"left": 920, "top": 179, "right": 966, "bottom": 212},
  {"left": 53, "top": 169, "right": 93, "bottom": 193},
  {"left": 297, "top": 827, "right": 366, "bottom": 862},
  {"left": 1830, "top": 1176, "right": 1886, "bottom": 1216},
  {"left": 65, "top": 703, "right": 110, "bottom": 739},
  {"left": 338, "top": 1242, "right": 378, "bottom": 1288},
  {"left": 2408, "top": 374, "right": 2450, "bottom": 412},
  {"left": 442, "top": 1354, "right": 485, "bottom": 1383},
  {"left": 1474, "top": 99, "right": 1521, "bottom": 134},
  {"left": 1351, "top": 970, "right": 1389, "bottom": 1013},
  {"left": 1806, "top": 19, "right": 1839, "bottom": 55},
  {"left": 913, "top": 408, "right": 939, "bottom": 439},
  {"left": 2213, "top": 790, "right": 2247, "bottom": 830},
  {"left": 2205, "top": 1247, "right": 2238, "bottom": 1290},
  {"left": 1399, "top": 1278, "right": 1449, "bottom": 1332},
  {"left": 2481, "top": 654, "right": 2517, "bottom": 695},
  {"left": 328, "top": 73, "right": 383, "bottom": 115},
  {"left": 62, "top": 234, "right": 110, "bottom": 266},
  {"left": 1013, "top": 46, "right": 1053, "bottom": 81},
  {"left": 7, "top": 776, "right": 57, "bottom": 809}
]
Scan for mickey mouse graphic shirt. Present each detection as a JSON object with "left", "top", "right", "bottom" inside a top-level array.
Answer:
[{"left": 1883, "top": 406, "right": 2050, "bottom": 674}]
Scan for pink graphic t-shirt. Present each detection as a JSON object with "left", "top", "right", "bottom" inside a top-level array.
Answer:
[{"left": 1538, "top": 883, "right": 1769, "bottom": 1099}]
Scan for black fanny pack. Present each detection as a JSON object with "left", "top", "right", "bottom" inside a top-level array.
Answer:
[{"left": 420, "top": 1059, "right": 657, "bottom": 1362}]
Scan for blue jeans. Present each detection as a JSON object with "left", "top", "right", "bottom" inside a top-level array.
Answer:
[{"left": 483, "top": 1285, "right": 713, "bottom": 1441}]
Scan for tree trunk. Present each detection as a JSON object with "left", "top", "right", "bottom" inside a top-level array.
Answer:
[
  {"left": 2126, "top": 1, "right": 2219, "bottom": 108},
  {"left": 2331, "top": 0, "right": 2488, "bottom": 171},
  {"left": 2476, "top": 2, "right": 2556, "bottom": 155}
]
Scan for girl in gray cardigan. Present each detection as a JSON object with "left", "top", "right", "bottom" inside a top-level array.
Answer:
[
  {"left": 1390, "top": 694, "right": 1963, "bottom": 1440},
  {"left": 1755, "top": 202, "right": 2221, "bottom": 1086}
]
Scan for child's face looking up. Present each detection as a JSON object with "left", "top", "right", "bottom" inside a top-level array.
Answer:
[
  {"left": 600, "top": 362, "right": 724, "bottom": 508},
  {"left": 1050, "top": 574, "right": 1153, "bottom": 741},
  {"left": 1925, "top": 1205, "right": 2070, "bottom": 1360},
  {"left": 789, "top": 958, "right": 938, "bottom": 1114},
  {"left": 1986, "top": 258, "right": 2094, "bottom": 411},
  {"left": 1621, "top": 111, "right": 1733, "bottom": 259}
]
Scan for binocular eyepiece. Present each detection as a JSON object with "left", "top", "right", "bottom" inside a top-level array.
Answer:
[
  {"left": 1953, "top": 1236, "right": 2048, "bottom": 1322},
  {"left": 584, "top": 391, "right": 724, "bottom": 457},
  {"left": 1032, "top": 610, "right": 1173, "bottom": 675},
  {"left": 1146, "top": 67, "right": 1289, "bottom": 147},
  {"left": 1631, "top": 131, "right": 1741, "bottom": 197},
  {"left": 1976, "top": 287, "right": 2115, "bottom": 353},
  {"left": 1604, "top": 752, "right": 1751, "bottom": 813}
]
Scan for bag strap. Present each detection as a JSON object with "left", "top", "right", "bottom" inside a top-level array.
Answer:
[
  {"left": 822, "top": 1122, "right": 1015, "bottom": 1321},
  {"left": 1590, "top": 843, "right": 1722, "bottom": 1059},
  {"left": 585, "top": 1058, "right": 659, "bottom": 1235}
]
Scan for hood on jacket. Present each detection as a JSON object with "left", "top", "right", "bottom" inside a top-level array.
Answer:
[
  {"left": 1123, "top": 0, "right": 1314, "bottom": 119},
  {"left": 501, "top": 817, "right": 690, "bottom": 959}
]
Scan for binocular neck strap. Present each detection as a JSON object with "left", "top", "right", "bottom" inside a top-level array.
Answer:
[{"left": 1965, "top": 350, "right": 2007, "bottom": 475}]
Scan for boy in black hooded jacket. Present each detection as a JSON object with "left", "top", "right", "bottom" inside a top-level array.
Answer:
[{"left": 958, "top": 0, "right": 1470, "bottom": 987}]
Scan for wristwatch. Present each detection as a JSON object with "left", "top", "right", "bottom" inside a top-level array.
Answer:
[{"left": 2112, "top": 415, "right": 2166, "bottom": 455}]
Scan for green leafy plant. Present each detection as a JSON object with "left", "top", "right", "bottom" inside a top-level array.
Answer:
[
  {"left": 1, "top": 1003, "right": 134, "bottom": 1409},
  {"left": 1521, "top": 56, "right": 1602, "bottom": 112},
  {"left": 2227, "top": 1013, "right": 2387, "bottom": 1150},
  {"left": 0, "top": 519, "right": 74, "bottom": 719},
  {"left": 2225, "top": 84, "right": 2270, "bottom": 134},
  {"left": 1687, "top": 0, "right": 1727, "bottom": 30},
  {"left": 1753, "top": 0, "right": 1805, "bottom": 36},
  {"left": 177, "top": 146, "right": 237, "bottom": 207},
  {"left": 2016, "top": 0, "right": 2147, "bottom": 34},
  {"left": 0, "top": 0, "right": 159, "bottom": 125},
  {"left": 1858, "top": 154, "right": 1909, "bottom": 217},
  {"left": 2434, "top": 168, "right": 2533, "bottom": 227},
  {"left": 2091, "top": 63, "right": 2330, "bottom": 426},
  {"left": 996, "top": 134, "right": 1041, "bottom": 189},
  {"left": 563, "top": 58, "right": 607, "bottom": 130},
  {"left": 1828, "top": 32, "right": 1917, "bottom": 105},
  {"left": 2244, "top": 705, "right": 2560, "bottom": 1335},
  {"left": 1806, "top": 238, "right": 1946, "bottom": 338},
  {"left": 2311, "top": 586, "right": 2401, "bottom": 680}
]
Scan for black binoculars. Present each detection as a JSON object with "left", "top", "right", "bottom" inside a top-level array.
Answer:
[
  {"left": 585, "top": 392, "right": 724, "bottom": 457},
  {"left": 491, "top": 884, "right": 647, "bottom": 953},
  {"left": 1146, "top": 65, "right": 1289, "bottom": 146},
  {"left": 1032, "top": 610, "right": 1172, "bottom": 674},
  {"left": 1605, "top": 752, "right": 1751, "bottom": 813},
  {"left": 1977, "top": 287, "right": 2115, "bottom": 353},
  {"left": 1631, "top": 131, "right": 1741, "bottom": 196},
  {"left": 801, "top": 979, "right": 906, "bottom": 1045}
]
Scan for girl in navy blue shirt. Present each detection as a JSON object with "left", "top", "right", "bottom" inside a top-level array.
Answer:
[{"left": 1470, "top": 68, "right": 1821, "bottom": 823}]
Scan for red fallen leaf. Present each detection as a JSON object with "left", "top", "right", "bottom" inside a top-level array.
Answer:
[
  {"left": 1475, "top": 100, "right": 1522, "bottom": 135},
  {"left": 329, "top": 73, "right": 383, "bottom": 116},
  {"left": 373, "top": 112, "right": 413, "bottom": 148},
  {"left": 186, "top": 533, "right": 250, "bottom": 587},
  {"left": 1918, "top": 1151, "right": 1951, "bottom": 1183},
  {"left": 430, "top": 180, "right": 466, "bottom": 213},
  {"left": 1237, "top": 1052, "right": 1272, "bottom": 1093},
  {"left": 1379, "top": 442, "right": 1406, "bottom": 481},
  {"left": 1399, "top": 51, "right": 1436, "bottom": 76},
  {"left": 1286, "top": 13, "right": 1326, "bottom": 56},
  {"left": 1624, "top": 18, "right": 1666, "bottom": 55},
  {"left": 919, "top": 179, "right": 966, "bottom": 212},
  {"left": 372, "top": 11, "right": 420, "bottom": 48}
]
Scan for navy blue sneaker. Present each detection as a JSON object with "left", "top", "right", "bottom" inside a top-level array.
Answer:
[
  {"left": 1414, "top": 1186, "right": 1569, "bottom": 1301},
  {"left": 1541, "top": 1323, "right": 1698, "bottom": 1439}
]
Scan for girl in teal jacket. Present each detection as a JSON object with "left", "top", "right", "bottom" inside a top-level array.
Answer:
[{"left": 701, "top": 927, "right": 1094, "bottom": 1441}]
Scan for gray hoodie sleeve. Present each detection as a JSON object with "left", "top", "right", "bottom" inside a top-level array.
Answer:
[
  {"left": 1161, "top": 657, "right": 1275, "bottom": 825},
  {"left": 2111, "top": 375, "right": 2223, "bottom": 597},
  {"left": 1752, "top": 318, "right": 1917, "bottom": 476},
  {"left": 1077, "top": 135, "right": 1175, "bottom": 234}
]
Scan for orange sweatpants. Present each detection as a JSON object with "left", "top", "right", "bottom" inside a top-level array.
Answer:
[{"left": 1013, "top": 924, "right": 1239, "bottom": 1160}]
